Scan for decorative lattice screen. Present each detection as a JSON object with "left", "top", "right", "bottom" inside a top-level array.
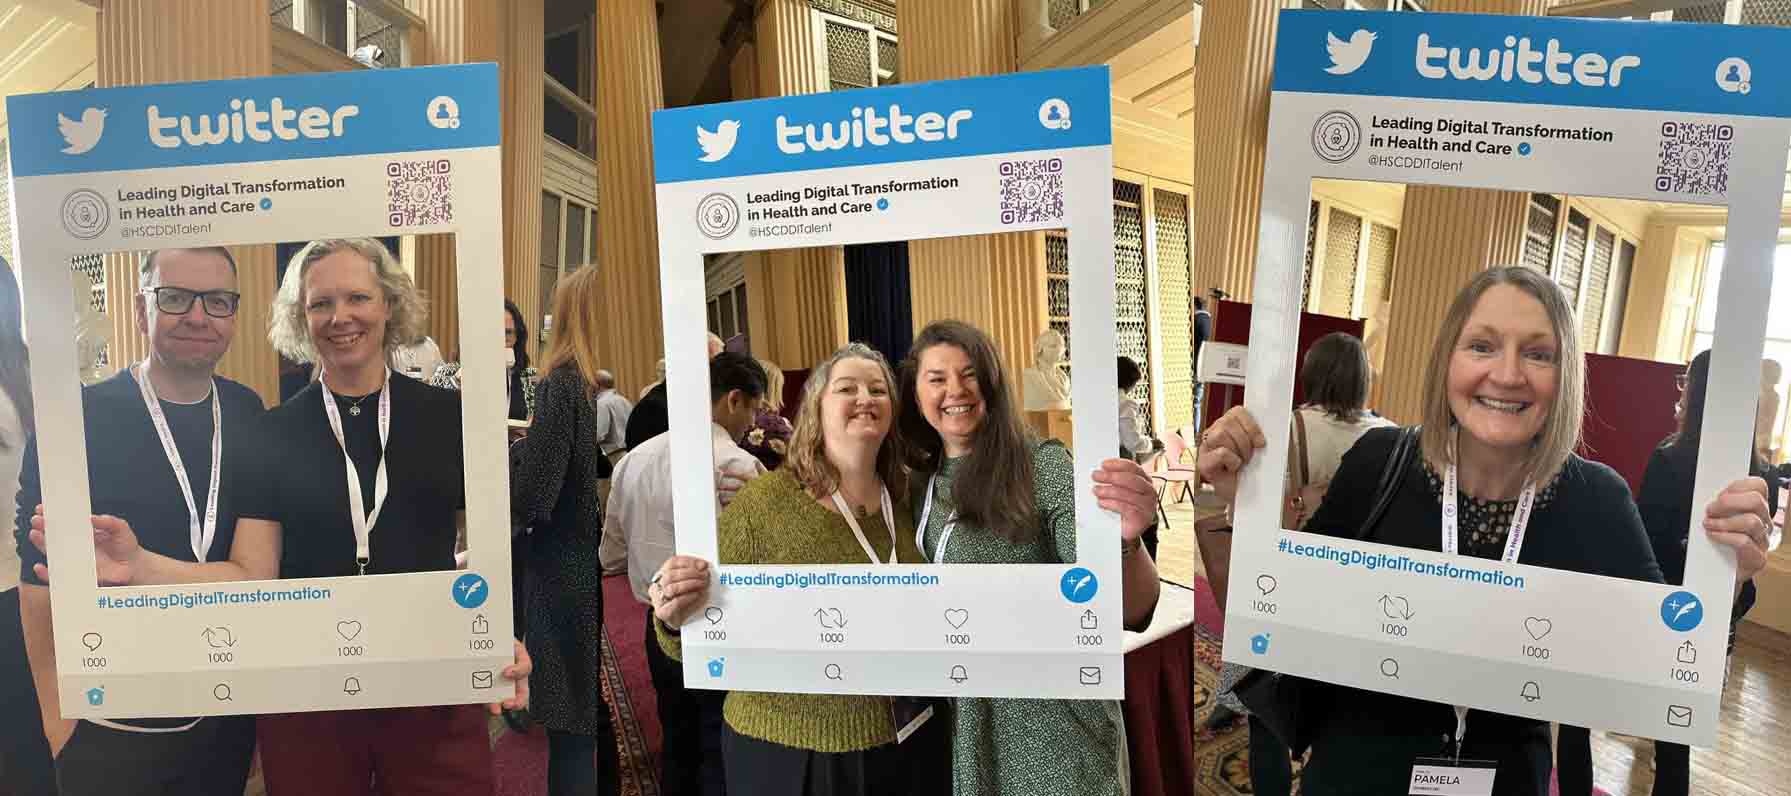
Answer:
[
  {"left": 1114, "top": 180, "right": 1152, "bottom": 433},
  {"left": 1582, "top": 227, "right": 1616, "bottom": 351},
  {"left": 1742, "top": 0, "right": 1791, "bottom": 26},
  {"left": 1154, "top": 188, "right": 1193, "bottom": 433},
  {"left": 1557, "top": 208, "right": 1590, "bottom": 309},
  {"left": 1523, "top": 193, "right": 1559, "bottom": 273},
  {"left": 1320, "top": 208, "right": 1362, "bottom": 317},
  {"left": 1362, "top": 222, "right": 1398, "bottom": 316},
  {"left": 825, "top": 19, "right": 873, "bottom": 91}
]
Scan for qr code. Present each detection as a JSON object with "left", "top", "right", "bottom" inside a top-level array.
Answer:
[
  {"left": 999, "top": 158, "right": 1065, "bottom": 225},
  {"left": 386, "top": 159, "right": 453, "bottom": 227},
  {"left": 1655, "top": 121, "right": 1732, "bottom": 196}
]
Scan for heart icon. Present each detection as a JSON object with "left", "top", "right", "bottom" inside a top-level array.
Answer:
[
  {"left": 337, "top": 620, "right": 363, "bottom": 641},
  {"left": 1524, "top": 617, "right": 1552, "bottom": 641},
  {"left": 944, "top": 609, "right": 969, "bottom": 629}
]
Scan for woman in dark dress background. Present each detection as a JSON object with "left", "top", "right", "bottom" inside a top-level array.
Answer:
[
  {"left": 505, "top": 299, "right": 531, "bottom": 421},
  {"left": 511, "top": 267, "right": 619, "bottom": 794},
  {"left": 1612, "top": 349, "right": 1776, "bottom": 796}
]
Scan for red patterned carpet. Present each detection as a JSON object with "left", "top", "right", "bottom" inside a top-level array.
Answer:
[{"left": 495, "top": 575, "right": 663, "bottom": 796}]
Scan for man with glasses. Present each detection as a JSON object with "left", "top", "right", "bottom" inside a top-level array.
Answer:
[{"left": 16, "top": 247, "right": 264, "bottom": 795}]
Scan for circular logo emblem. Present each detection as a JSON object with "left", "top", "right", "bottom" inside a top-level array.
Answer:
[
  {"left": 1061, "top": 567, "right": 1098, "bottom": 604},
  {"left": 1311, "top": 110, "right": 1363, "bottom": 164},
  {"left": 1660, "top": 590, "right": 1703, "bottom": 633},
  {"left": 452, "top": 573, "right": 490, "bottom": 609},
  {"left": 696, "top": 193, "right": 740, "bottom": 240},
  {"left": 61, "top": 189, "right": 110, "bottom": 240},
  {"left": 1715, "top": 57, "right": 1751, "bottom": 95},
  {"left": 1038, "top": 98, "right": 1072, "bottom": 130}
]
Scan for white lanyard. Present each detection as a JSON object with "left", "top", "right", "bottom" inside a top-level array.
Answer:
[
  {"left": 1440, "top": 427, "right": 1536, "bottom": 757},
  {"left": 133, "top": 363, "right": 222, "bottom": 563},
  {"left": 830, "top": 484, "right": 898, "bottom": 565},
  {"left": 915, "top": 474, "right": 956, "bottom": 563},
  {"left": 320, "top": 369, "right": 391, "bottom": 575}
]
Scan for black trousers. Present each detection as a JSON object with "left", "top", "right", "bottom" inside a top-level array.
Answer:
[
  {"left": 645, "top": 607, "right": 727, "bottom": 796},
  {"left": 54, "top": 716, "right": 255, "bottom": 796},
  {"left": 1247, "top": 714, "right": 1292, "bottom": 796},
  {"left": 0, "top": 588, "right": 55, "bottom": 796},
  {"left": 720, "top": 715, "right": 949, "bottom": 796}
]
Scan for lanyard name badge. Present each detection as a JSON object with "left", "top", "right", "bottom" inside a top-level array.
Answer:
[
  {"left": 834, "top": 483, "right": 934, "bottom": 740},
  {"left": 320, "top": 370, "right": 391, "bottom": 575},
  {"left": 830, "top": 485, "right": 898, "bottom": 564},
  {"left": 1413, "top": 428, "right": 1536, "bottom": 796},
  {"left": 915, "top": 474, "right": 956, "bottom": 563},
  {"left": 135, "top": 364, "right": 223, "bottom": 563}
]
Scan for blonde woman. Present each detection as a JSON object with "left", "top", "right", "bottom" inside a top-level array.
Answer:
[
  {"left": 510, "top": 266, "right": 620, "bottom": 794},
  {"left": 742, "top": 358, "right": 794, "bottom": 469},
  {"left": 1197, "top": 266, "right": 1771, "bottom": 795},
  {"left": 39, "top": 239, "right": 530, "bottom": 795}
]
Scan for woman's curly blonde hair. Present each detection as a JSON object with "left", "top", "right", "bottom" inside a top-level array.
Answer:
[{"left": 269, "top": 238, "right": 429, "bottom": 365}]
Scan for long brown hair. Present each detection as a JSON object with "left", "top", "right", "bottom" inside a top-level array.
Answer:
[
  {"left": 785, "top": 344, "right": 908, "bottom": 503},
  {"left": 539, "top": 267, "right": 604, "bottom": 391},
  {"left": 899, "top": 320, "right": 1038, "bottom": 543}
]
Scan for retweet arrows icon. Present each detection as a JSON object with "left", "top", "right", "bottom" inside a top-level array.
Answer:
[
  {"left": 202, "top": 627, "right": 236, "bottom": 648},
  {"left": 1379, "top": 595, "right": 1414, "bottom": 621}
]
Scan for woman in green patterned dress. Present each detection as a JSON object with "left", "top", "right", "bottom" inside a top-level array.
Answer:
[{"left": 896, "top": 320, "right": 1163, "bottom": 796}]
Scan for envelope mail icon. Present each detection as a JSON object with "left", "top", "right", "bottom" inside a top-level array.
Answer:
[
  {"left": 1078, "top": 666, "right": 1102, "bottom": 686},
  {"left": 472, "top": 671, "right": 494, "bottom": 690},
  {"left": 1666, "top": 705, "right": 1693, "bottom": 728}
]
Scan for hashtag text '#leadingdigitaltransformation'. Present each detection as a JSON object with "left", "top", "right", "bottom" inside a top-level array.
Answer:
[
  {"left": 718, "top": 571, "right": 941, "bottom": 589},
  {"left": 1277, "top": 537, "right": 1526, "bottom": 590},
  {"left": 97, "top": 586, "right": 333, "bottom": 610}
]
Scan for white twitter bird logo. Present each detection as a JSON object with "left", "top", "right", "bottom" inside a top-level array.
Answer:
[
  {"left": 58, "top": 108, "right": 107, "bottom": 155},
  {"left": 1325, "top": 30, "right": 1377, "bottom": 75},
  {"left": 697, "top": 120, "right": 740, "bottom": 163}
]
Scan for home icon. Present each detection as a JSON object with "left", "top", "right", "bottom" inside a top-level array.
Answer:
[
  {"left": 85, "top": 686, "right": 105, "bottom": 707},
  {"left": 707, "top": 658, "right": 725, "bottom": 678}
]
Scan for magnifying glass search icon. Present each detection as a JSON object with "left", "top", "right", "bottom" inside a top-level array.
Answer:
[
  {"left": 1379, "top": 658, "right": 1399, "bottom": 679},
  {"left": 824, "top": 664, "right": 843, "bottom": 681},
  {"left": 213, "top": 683, "right": 233, "bottom": 701}
]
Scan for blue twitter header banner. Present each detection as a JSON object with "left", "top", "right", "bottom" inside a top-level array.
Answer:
[
  {"left": 652, "top": 66, "right": 1111, "bottom": 184},
  {"left": 1274, "top": 9, "right": 1791, "bottom": 118},
  {"left": 6, "top": 64, "right": 500, "bottom": 178}
]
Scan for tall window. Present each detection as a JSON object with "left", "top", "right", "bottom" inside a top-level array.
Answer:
[
  {"left": 1691, "top": 242, "right": 1791, "bottom": 458},
  {"left": 271, "top": 0, "right": 413, "bottom": 67},
  {"left": 1519, "top": 194, "right": 1636, "bottom": 355}
]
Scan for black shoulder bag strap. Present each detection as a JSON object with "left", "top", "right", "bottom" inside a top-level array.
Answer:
[{"left": 1232, "top": 425, "right": 1418, "bottom": 757}]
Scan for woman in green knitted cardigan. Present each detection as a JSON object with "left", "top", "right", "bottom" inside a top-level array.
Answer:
[
  {"left": 649, "top": 343, "right": 949, "bottom": 795},
  {"left": 897, "top": 320, "right": 1163, "bottom": 796}
]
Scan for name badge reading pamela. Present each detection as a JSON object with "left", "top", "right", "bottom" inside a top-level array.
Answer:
[{"left": 1409, "top": 758, "right": 1496, "bottom": 796}]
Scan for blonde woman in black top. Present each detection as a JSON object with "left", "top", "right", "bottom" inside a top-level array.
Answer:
[{"left": 1196, "top": 267, "right": 1772, "bottom": 795}]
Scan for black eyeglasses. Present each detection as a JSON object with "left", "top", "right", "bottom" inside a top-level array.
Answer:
[{"left": 142, "top": 287, "right": 241, "bottom": 318}]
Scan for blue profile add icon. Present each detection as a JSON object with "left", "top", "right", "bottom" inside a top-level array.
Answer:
[
  {"left": 1661, "top": 590, "right": 1703, "bottom": 632},
  {"left": 452, "top": 573, "right": 490, "bottom": 609},
  {"left": 1061, "top": 567, "right": 1098, "bottom": 603}
]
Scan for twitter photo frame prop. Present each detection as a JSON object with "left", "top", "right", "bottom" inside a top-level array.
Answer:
[
  {"left": 6, "top": 65, "right": 514, "bottom": 717},
  {"left": 1224, "top": 9, "right": 1791, "bottom": 746},
  {"left": 652, "top": 66, "right": 1122, "bottom": 698}
]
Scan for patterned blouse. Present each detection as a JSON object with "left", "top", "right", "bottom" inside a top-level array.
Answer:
[
  {"left": 1420, "top": 458, "right": 1559, "bottom": 558},
  {"left": 915, "top": 440, "right": 1130, "bottom": 796}
]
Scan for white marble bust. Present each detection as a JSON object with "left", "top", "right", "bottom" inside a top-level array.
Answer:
[{"left": 1022, "top": 329, "right": 1072, "bottom": 411}]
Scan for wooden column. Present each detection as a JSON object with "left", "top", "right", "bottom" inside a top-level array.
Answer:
[
  {"left": 740, "top": 0, "right": 848, "bottom": 369},
  {"left": 412, "top": 0, "right": 540, "bottom": 363},
  {"left": 593, "top": 0, "right": 666, "bottom": 397},
  {"left": 1188, "top": 1, "right": 1275, "bottom": 304},
  {"left": 897, "top": 0, "right": 1046, "bottom": 379},
  {"left": 96, "top": 0, "right": 277, "bottom": 403}
]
